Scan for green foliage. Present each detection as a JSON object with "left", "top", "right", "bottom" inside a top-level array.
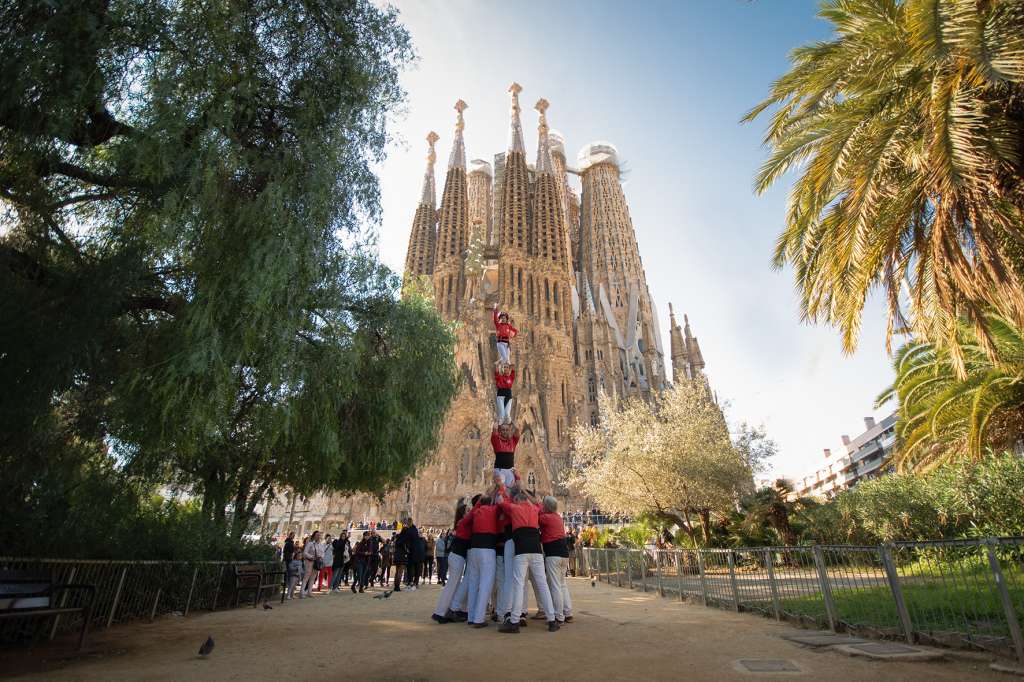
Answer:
[
  {"left": 746, "top": 0, "right": 1024, "bottom": 362},
  {"left": 1, "top": 1, "right": 459, "bottom": 556},
  {"left": 799, "top": 452, "right": 1024, "bottom": 544},
  {"left": 878, "top": 313, "right": 1024, "bottom": 472}
]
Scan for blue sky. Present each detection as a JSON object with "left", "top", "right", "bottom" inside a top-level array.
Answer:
[{"left": 375, "top": 0, "right": 895, "bottom": 480}]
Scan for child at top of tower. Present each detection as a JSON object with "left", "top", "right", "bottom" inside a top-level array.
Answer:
[
  {"left": 495, "top": 361, "right": 516, "bottom": 425},
  {"left": 491, "top": 421, "right": 521, "bottom": 488},
  {"left": 493, "top": 303, "right": 518, "bottom": 365}
]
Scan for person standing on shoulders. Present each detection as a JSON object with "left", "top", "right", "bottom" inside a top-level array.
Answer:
[{"left": 492, "top": 303, "right": 518, "bottom": 365}]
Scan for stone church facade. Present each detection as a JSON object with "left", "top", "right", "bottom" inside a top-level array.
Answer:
[{"left": 265, "top": 84, "right": 705, "bottom": 534}]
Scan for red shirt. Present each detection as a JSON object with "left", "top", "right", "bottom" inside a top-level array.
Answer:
[
  {"left": 467, "top": 503, "right": 500, "bottom": 535},
  {"left": 496, "top": 492, "right": 539, "bottom": 531},
  {"left": 454, "top": 513, "right": 473, "bottom": 541},
  {"left": 493, "top": 309, "right": 518, "bottom": 342},
  {"left": 495, "top": 368, "right": 516, "bottom": 390},
  {"left": 538, "top": 511, "right": 566, "bottom": 544},
  {"left": 491, "top": 430, "right": 519, "bottom": 454}
]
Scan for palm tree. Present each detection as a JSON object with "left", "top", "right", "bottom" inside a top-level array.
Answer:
[
  {"left": 735, "top": 479, "right": 818, "bottom": 546},
  {"left": 745, "top": 0, "right": 1024, "bottom": 372},
  {"left": 878, "top": 313, "right": 1024, "bottom": 471}
]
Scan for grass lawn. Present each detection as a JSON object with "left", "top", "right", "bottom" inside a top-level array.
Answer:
[{"left": 779, "top": 581, "right": 1023, "bottom": 637}]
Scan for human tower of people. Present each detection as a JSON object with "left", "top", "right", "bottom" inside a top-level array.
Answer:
[{"left": 430, "top": 304, "right": 573, "bottom": 633}]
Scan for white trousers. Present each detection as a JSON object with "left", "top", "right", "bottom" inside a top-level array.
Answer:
[
  {"left": 511, "top": 553, "right": 554, "bottom": 624},
  {"left": 545, "top": 555, "right": 570, "bottom": 621},
  {"left": 494, "top": 468, "right": 515, "bottom": 488},
  {"left": 496, "top": 340, "right": 510, "bottom": 364},
  {"left": 495, "top": 395, "right": 513, "bottom": 424},
  {"left": 450, "top": 556, "right": 470, "bottom": 611},
  {"left": 498, "top": 539, "right": 515, "bottom": 616},
  {"left": 466, "top": 548, "right": 496, "bottom": 624},
  {"left": 433, "top": 552, "right": 466, "bottom": 617}
]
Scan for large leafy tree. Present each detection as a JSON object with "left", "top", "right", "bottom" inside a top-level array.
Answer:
[
  {"left": 878, "top": 312, "right": 1024, "bottom": 471},
  {"left": 746, "top": 0, "right": 1024, "bottom": 371},
  {"left": 1, "top": 0, "right": 458, "bottom": 542},
  {"left": 567, "top": 381, "right": 753, "bottom": 546}
]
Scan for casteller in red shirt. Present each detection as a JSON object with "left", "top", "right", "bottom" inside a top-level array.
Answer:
[
  {"left": 491, "top": 427, "right": 520, "bottom": 470},
  {"left": 493, "top": 308, "right": 518, "bottom": 343},
  {"left": 496, "top": 484, "right": 542, "bottom": 555},
  {"left": 495, "top": 367, "right": 516, "bottom": 390},
  {"left": 539, "top": 509, "right": 569, "bottom": 558}
]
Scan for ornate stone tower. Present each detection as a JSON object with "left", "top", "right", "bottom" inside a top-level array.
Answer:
[
  {"left": 433, "top": 100, "right": 469, "bottom": 320},
  {"left": 669, "top": 303, "right": 705, "bottom": 382},
  {"left": 263, "top": 84, "right": 708, "bottom": 534},
  {"left": 402, "top": 131, "right": 439, "bottom": 280}
]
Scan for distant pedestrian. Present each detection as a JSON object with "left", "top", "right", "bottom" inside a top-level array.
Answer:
[
  {"left": 435, "top": 530, "right": 449, "bottom": 586},
  {"left": 301, "top": 531, "right": 323, "bottom": 598},
  {"left": 425, "top": 534, "right": 436, "bottom": 584},
  {"left": 319, "top": 534, "right": 334, "bottom": 591}
]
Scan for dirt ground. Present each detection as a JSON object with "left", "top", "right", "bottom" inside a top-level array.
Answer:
[{"left": 0, "top": 578, "right": 1009, "bottom": 681}]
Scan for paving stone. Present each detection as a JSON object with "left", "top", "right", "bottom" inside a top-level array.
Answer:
[
  {"left": 782, "top": 633, "right": 869, "bottom": 647},
  {"left": 849, "top": 642, "right": 920, "bottom": 655},
  {"left": 737, "top": 659, "right": 802, "bottom": 672},
  {"left": 835, "top": 642, "right": 946, "bottom": 661}
]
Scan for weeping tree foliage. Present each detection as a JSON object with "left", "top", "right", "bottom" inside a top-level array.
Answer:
[
  {"left": 0, "top": 0, "right": 459, "bottom": 547},
  {"left": 745, "top": 0, "right": 1024, "bottom": 371},
  {"left": 567, "top": 381, "right": 753, "bottom": 546},
  {"left": 878, "top": 312, "right": 1024, "bottom": 472}
]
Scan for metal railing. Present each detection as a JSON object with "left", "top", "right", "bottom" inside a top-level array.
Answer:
[
  {"left": 0, "top": 558, "right": 283, "bottom": 645},
  {"left": 580, "top": 537, "right": 1024, "bottom": 663}
]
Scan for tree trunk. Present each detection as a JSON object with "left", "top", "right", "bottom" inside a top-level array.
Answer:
[
  {"left": 681, "top": 508, "right": 698, "bottom": 546},
  {"left": 699, "top": 509, "right": 712, "bottom": 544}
]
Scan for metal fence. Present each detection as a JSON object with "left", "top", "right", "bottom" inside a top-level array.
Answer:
[
  {"left": 0, "top": 558, "right": 283, "bottom": 645},
  {"left": 580, "top": 537, "right": 1024, "bottom": 663}
]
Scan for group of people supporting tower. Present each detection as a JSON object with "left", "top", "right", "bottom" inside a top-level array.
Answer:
[{"left": 430, "top": 305, "right": 573, "bottom": 633}]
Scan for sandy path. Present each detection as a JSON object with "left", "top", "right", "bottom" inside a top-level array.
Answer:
[{"left": 0, "top": 578, "right": 1006, "bottom": 681}]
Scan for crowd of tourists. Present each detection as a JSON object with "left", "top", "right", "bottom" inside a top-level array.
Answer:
[
  {"left": 277, "top": 525, "right": 451, "bottom": 599},
  {"left": 561, "top": 509, "right": 632, "bottom": 527}
]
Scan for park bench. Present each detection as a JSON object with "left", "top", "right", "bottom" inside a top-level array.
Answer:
[
  {"left": 231, "top": 564, "right": 284, "bottom": 608},
  {"left": 0, "top": 570, "right": 95, "bottom": 651}
]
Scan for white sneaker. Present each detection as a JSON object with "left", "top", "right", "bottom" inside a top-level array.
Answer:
[{"left": 409, "top": 586, "right": 417, "bottom": 591}]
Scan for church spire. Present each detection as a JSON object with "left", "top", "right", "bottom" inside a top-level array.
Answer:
[
  {"left": 507, "top": 82, "right": 525, "bottom": 154},
  {"left": 433, "top": 100, "right": 471, "bottom": 318},
  {"left": 669, "top": 304, "right": 705, "bottom": 382},
  {"left": 420, "top": 131, "right": 439, "bottom": 206},
  {"left": 534, "top": 98, "right": 553, "bottom": 173},
  {"left": 448, "top": 99, "right": 467, "bottom": 171},
  {"left": 403, "top": 131, "right": 441, "bottom": 281}
]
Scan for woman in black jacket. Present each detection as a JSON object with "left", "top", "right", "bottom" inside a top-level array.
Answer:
[{"left": 392, "top": 517, "right": 420, "bottom": 591}]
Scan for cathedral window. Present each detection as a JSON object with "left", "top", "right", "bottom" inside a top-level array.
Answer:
[
  {"left": 527, "top": 471, "right": 536, "bottom": 493},
  {"left": 405, "top": 480, "right": 412, "bottom": 504}
]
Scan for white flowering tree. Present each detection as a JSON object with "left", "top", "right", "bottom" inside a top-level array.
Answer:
[{"left": 568, "top": 380, "right": 752, "bottom": 545}]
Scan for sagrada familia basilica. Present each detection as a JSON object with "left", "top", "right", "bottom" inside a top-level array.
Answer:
[{"left": 265, "top": 84, "right": 705, "bottom": 533}]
